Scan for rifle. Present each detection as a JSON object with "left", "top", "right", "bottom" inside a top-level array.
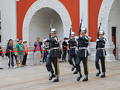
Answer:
[
  {"left": 69, "top": 25, "right": 72, "bottom": 39},
  {"left": 79, "top": 19, "right": 83, "bottom": 37},
  {"left": 97, "top": 22, "right": 102, "bottom": 38},
  {"left": 49, "top": 23, "right": 52, "bottom": 38}
]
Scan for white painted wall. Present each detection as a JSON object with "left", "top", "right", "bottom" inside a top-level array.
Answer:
[
  {"left": 80, "top": 0, "right": 88, "bottom": 31},
  {"left": 0, "top": 0, "right": 17, "bottom": 46},
  {"left": 109, "top": 0, "right": 120, "bottom": 31},
  {"left": 109, "top": 0, "right": 120, "bottom": 60},
  {"left": 29, "top": 8, "right": 63, "bottom": 45}
]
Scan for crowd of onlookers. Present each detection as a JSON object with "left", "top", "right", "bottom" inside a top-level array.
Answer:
[
  {"left": 0, "top": 39, "right": 29, "bottom": 69},
  {"left": 0, "top": 37, "right": 42, "bottom": 69},
  {"left": 0, "top": 37, "right": 68, "bottom": 70}
]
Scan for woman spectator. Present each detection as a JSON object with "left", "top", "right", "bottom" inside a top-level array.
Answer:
[
  {"left": 22, "top": 41, "right": 28, "bottom": 66},
  {"left": 6, "top": 39, "right": 14, "bottom": 68}
]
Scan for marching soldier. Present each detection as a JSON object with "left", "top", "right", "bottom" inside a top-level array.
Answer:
[
  {"left": 95, "top": 30, "right": 106, "bottom": 78},
  {"left": 46, "top": 28, "right": 60, "bottom": 82},
  {"left": 68, "top": 32, "right": 77, "bottom": 74},
  {"left": 76, "top": 28, "right": 89, "bottom": 82}
]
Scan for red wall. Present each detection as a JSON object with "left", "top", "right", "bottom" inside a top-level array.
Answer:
[
  {"left": 17, "top": 0, "right": 36, "bottom": 39},
  {"left": 88, "top": 0, "right": 103, "bottom": 41},
  {"left": 60, "top": 0, "right": 80, "bottom": 36},
  {"left": 17, "top": 0, "right": 80, "bottom": 39}
]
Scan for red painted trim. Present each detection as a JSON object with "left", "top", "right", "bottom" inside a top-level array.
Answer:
[
  {"left": 16, "top": 0, "right": 36, "bottom": 39},
  {"left": 88, "top": 0, "right": 103, "bottom": 41},
  {"left": 60, "top": 0, "right": 80, "bottom": 35},
  {"left": 17, "top": 0, "right": 80, "bottom": 39}
]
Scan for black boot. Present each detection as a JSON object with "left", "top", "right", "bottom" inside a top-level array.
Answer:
[
  {"left": 77, "top": 74, "right": 82, "bottom": 81},
  {"left": 73, "top": 70, "right": 78, "bottom": 74},
  {"left": 82, "top": 75, "right": 88, "bottom": 82},
  {"left": 53, "top": 76, "right": 59, "bottom": 82},
  {"left": 71, "top": 67, "right": 75, "bottom": 71},
  {"left": 101, "top": 72, "right": 106, "bottom": 78},
  {"left": 96, "top": 71, "right": 101, "bottom": 77},
  {"left": 49, "top": 72, "right": 55, "bottom": 80},
  {"left": 0, "top": 67, "right": 3, "bottom": 69}
]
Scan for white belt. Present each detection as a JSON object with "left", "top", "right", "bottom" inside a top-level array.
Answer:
[
  {"left": 79, "top": 47, "right": 88, "bottom": 50},
  {"left": 97, "top": 48, "right": 105, "bottom": 50},
  {"left": 50, "top": 47, "right": 59, "bottom": 50},
  {"left": 70, "top": 46, "right": 76, "bottom": 49},
  {"left": 97, "top": 48, "right": 106, "bottom": 56}
]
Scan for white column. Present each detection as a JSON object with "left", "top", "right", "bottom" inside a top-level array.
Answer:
[
  {"left": 80, "top": 0, "right": 88, "bottom": 30},
  {"left": 0, "top": 0, "right": 17, "bottom": 46},
  {"left": 9, "top": 0, "right": 17, "bottom": 40}
]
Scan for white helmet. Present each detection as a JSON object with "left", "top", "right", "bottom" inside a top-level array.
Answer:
[
  {"left": 71, "top": 32, "right": 75, "bottom": 35},
  {"left": 50, "top": 28, "right": 56, "bottom": 33},
  {"left": 43, "top": 39, "right": 47, "bottom": 42},
  {"left": 81, "top": 27, "right": 87, "bottom": 33},
  {"left": 99, "top": 30, "right": 104, "bottom": 35}
]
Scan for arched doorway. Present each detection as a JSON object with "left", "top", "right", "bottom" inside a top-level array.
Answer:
[
  {"left": 98, "top": 0, "right": 116, "bottom": 61},
  {"left": 109, "top": 0, "right": 120, "bottom": 60},
  {"left": 98, "top": 0, "right": 120, "bottom": 60},
  {"left": 22, "top": 0, "right": 71, "bottom": 46},
  {"left": 29, "top": 8, "right": 63, "bottom": 45}
]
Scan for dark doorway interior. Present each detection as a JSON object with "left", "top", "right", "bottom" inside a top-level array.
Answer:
[{"left": 112, "top": 27, "right": 116, "bottom": 58}]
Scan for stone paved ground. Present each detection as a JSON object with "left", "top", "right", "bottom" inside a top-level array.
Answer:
[{"left": 0, "top": 58, "right": 120, "bottom": 90}]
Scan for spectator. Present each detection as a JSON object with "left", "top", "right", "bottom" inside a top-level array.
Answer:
[
  {"left": 22, "top": 41, "right": 28, "bottom": 66},
  {"left": 13, "top": 39, "right": 18, "bottom": 66},
  {"left": 16, "top": 39, "right": 24, "bottom": 67},
  {"left": 33, "top": 37, "right": 43, "bottom": 65},
  {"left": 42, "top": 39, "right": 49, "bottom": 63},
  {"left": 6, "top": 39, "right": 14, "bottom": 68}
]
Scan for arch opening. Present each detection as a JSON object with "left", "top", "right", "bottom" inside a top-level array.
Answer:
[
  {"left": 29, "top": 8, "right": 63, "bottom": 45},
  {"left": 22, "top": 0, "right": 72, "bottom": 46},
  {"left": 109, "top": 0, "right": 120, "bottom": 59}
]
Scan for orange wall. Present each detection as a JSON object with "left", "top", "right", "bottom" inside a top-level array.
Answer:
[
  {"left": 17, "top": 0, "right": 36, "bottom": 39},
  {"left": 60, "top": 0, "right": 80, "bottom": 36},
  {"left": 88, "top": 0, "right": 103, "bottom": 41},
  {"left": 17, "top": 0, "right": 80, "bottom": 39}
]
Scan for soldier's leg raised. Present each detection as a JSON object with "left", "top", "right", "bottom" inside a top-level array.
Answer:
[
  {"left": 95, "top": 56, "right": 101, "bottom": 76},
  {"left": 68, "top": 55, "right": 75, "bottom": 71},
  {"left": 73, "top": 54, "right": 78, "bottom": 74},
  {"left": 52, "top": 57, "right": 59, "bottom": 82},
  {"left": 82, "top": 57, "right": 88, "bottom": 81},
  {"left": 76, "top": 57, "right": 82, "bottom": 81},
  {"left": 46, "top": 56, "right": 55, "bottom": 80},
  {"left": 100, "top": 56, "right": 106, "bottom": 78}
]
